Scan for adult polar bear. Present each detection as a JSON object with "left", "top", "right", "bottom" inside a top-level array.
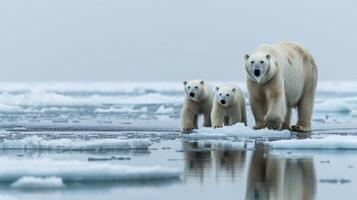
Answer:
[{"left": 244, "top": 42, "right": 318, "bottom": 132}]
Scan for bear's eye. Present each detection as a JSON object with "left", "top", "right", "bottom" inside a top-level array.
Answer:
[
  {"left": 226, "top": 94, "right": 230, "bottom": 97},
  {"left": 251, "top": 61, "right": 254, "bottom": 64},
  {"left": 188, "top": 86, "right": 191, "bottom": 89},
  {"left": 260, "top": 60, "right": 264, "bottom": 64},
  {"left": 219, "top": 93, "right": 222, "bottom": 96},
  {"left": 195, "top": 86, "right": 198, "bottom": 89}
]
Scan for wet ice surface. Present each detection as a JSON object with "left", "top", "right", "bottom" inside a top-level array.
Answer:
[{"left": 1, "top": 82, "right": 357, "bottom": 200}]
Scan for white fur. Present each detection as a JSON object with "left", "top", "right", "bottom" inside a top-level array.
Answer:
[
  {"left": 181, "top": 80, "right": 214, "bottom": 133},
  {"left": 245, "top": 42, "right": 318, "bottom": 132},
  {"left": 211, "top": 85, "right": 247, "bottom": 128}
]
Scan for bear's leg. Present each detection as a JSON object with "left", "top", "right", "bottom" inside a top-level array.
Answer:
[
  {"left": 229, "top": 113, "right": 241, "bottom": 126},
  {"left": 211, "top": 110, "right": 223, "bottom": 128},
  {"left": 293, "top": 95, "right": 315, "bottom": 132},
  {"left": 281, "top": 108, "right": 292, "bottom": 130},
  {"left": 250, "top": 98, "right": 267, "bottom": 130},
  {"left": 265, "top": 96, "right": 286, "bottom": 130},
  {"left": 181, "top": 109, "right": 196, "bottom": 133},
  {"left": 224, "top": 116, "right": 230, "bottom": 126},
  {"left": 203, "top": 112, "right": 212, "bottom": 127},
  {"left": 193, "top": 114, "right": 199, "bottom": 129}
]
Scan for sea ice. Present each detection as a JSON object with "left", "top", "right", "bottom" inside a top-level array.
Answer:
[
  {"left": 155, "top": 105, "right": 174, "bottom": 114},
  {"left": 0, "top": 158, "right": 181, "bottom": 182},
  {"left": 0, "top": 136, "right": 152, "bottom": 150},
  {"left": 185, "top": 124, "right": 291, "bottom": 139},
  {"left": 11, "top": 176, "right": 65, "bottom": 189},
  {"left": 314, "top": 99, "right": 352, "bottom": 113},
  {"left": 95, "top": 106, "right": 148, "bottom": 113},
  {"left": 269, "top": 135, "right": 357, "bottom": 150}
]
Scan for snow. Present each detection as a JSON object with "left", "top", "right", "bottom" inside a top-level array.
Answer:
[
  {"left": 314, "top": 99, "right": 352, "bottom": 113},
  {"left": 155, "top": 105, "right": 174, "bottom": 114},
  {"left": 0, "top": 158, "right": 181, "bottom": 182},
  {"left": 0, "top": 136, "right": 152, "bottom": 150},
  {"left": 95, "top": 106, "right": 148, "bottom": 113},
  {"left": 11, "top": 176, "right": 65, "bottom": 189},
  {"left": 269, "top": 135, "right": 357, "bottom": 150},
  {"left": 184, "top": 124, "right": 291, "bottom": 139}
]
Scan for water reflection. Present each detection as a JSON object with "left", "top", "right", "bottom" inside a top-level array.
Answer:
[
  {"left": 246, "top": 145, "right": 316, "bottom": 200},
  {"left": 182, "top": 140, "right": 247, "bottom": 183}
]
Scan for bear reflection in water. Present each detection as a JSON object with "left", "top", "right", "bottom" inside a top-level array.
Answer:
[
  {"left": 182, "top": 141, "right": 316, "bottom": 200},
  {"left": 246, "top": 145, "right": 316, "bottom": 200},
  {"left": 182, "top": 140, "right": 246, "bottom": 182}
]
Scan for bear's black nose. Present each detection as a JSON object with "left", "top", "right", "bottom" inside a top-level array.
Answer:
[
  {"left": 254, "top": 69, "right": 261, "bottom": 77},
  {"left": 190, "top": 92, "right": 195, "bottom": 97},
  {"left": 220, "top": 99, "right": 226, "bottom": 105}
]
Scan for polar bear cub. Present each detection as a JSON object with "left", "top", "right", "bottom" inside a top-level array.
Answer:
[
  {"left": 211, "top": 85, "right": 247, "bottom": 128},
  {"left": 181, "top": 80, "right": 214, "bottom": 133},
  {"left": 244, "top": 42, "right": 318, "bottom": 132}
]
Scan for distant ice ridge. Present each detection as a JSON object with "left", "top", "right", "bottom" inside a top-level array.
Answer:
[
  {"left": 0, "top": 136, "right": 152, "bottom": 150},
  {"left": 185, "top": 124, "right": 291, "bottom": 139},
  {"left": 314, "top": 99, "right": 352, "bottom": 113},
  {"left": 155, "top": 105, "right": 174, "bottom": 114},
  {"left": 95, "top": 106, "right": 148, "bottom": 113},
  {"left": 0, "top": 158, "right": 181, "bottom": 182},
  {"left": 269, "top": 135, "right": 357, "bottom": 150},
  {"left": 11, "top": 176, "right": 65, "bottom": 189}
]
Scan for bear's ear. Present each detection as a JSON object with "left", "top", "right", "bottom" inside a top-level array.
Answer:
[
  {"left": 266, "top": 54, "right": 271, "bottom": 60},
  {"left": 244, "top": 54, "right": 250, "bottom": 60},
  {"left": 183, "top": 81, "right": 188, "bottom": 86},
  {"left": 215, "top": 86, "right": 220, "bottom": 91},
  {"left": 232, "top": 88, "right": 236, "bottom": 93},
  {"left": 200, "top": 80, "right": 205, "bottom": 85}
]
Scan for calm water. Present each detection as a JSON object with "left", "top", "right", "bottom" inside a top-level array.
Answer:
[{"left": 0, "top": 82, "right": 357, "bottom": 200}]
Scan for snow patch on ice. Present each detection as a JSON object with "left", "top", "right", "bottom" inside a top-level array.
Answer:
[
  {"left": 185, "top": 124, "right": 291, "bottom": 139},
  {"left": 0, "top": 136, "right": 152, "bottom": 150},
  {"left": 314, "top": 99, "right": 352, "bottom": 113},
  {"left": 155, "top": 105, "right": 174, "bottom": 114},
  {"left": 11, "top": 176, "right": 65, "bottom": 189},
  {"left": 0, "top": 195, "right": 17, "bottom": 200},
  {"left": 95, "top": 106, "right": 148, "bottom": 113},
  {"left": 269, "top": 135, "right": 357, "bottom": 150},
  {"left": 0, "top": 158, "right": 181, "bottom": 182}
]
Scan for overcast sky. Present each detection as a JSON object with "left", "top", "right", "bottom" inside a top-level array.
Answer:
[{"left": 0, "top": 0, "right": 356, "bottom": 82}]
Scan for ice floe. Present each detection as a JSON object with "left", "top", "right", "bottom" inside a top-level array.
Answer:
[
  {"left": 95, "top": 106, "right": 148, "bottom": 113},
  {"left": 11, "top": 176, "right": 65, "bottom": 189},
  {"left": 0, "top": 158, "right": 181, "bottom": 182},
  {"left": 0, "top": 136, "right": 152, "bottom": 150},
  {"left": 155, "top": 105, "right": 174, "bottom": 114},
  {"left": 184, "top": 124, "right": 291, "bottom": 139},
  {"left": 351, "top": 110, "right": 357, "bottom": 117},
  {"left": 269, "top": 135, "right": 357, "bottom": 150},
  {"left": 314, "top": 99, "right": 352, "bottom": 113}
]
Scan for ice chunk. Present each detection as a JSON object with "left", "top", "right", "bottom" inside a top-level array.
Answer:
[
  {"left": 185, "top": 124, "right": 291, "bottom": 139},
  {"left": 314, "top": 99, "right": 352, "bottom": 113},
  {"left": 11, "top": 176, "right": 65, "bottom": 189},
  {"left": 351, "top": 110, "right": 357, "bottom": 117},
  {"left": 0, "top": 158, "right": 181, "bottom": 182},
  {"left": 0, "top": 136, "right": 152, "bottom": 150},
  {"left": 95, "top": 106, "right": 148, "bottom": 113},
  {"left": 269, "top": 135, "right": 357, "bottom": 150},
  {"left": 155, "top": 105, "right": 174, "bottom": 114},
  {"left": 0, "top": 195, "right": 17, "bottom": 200}
]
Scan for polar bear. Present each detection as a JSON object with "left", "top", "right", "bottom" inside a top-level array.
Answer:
[
  {"left": 181, "top": 80, "right": 214, "bottom": 133},
  {"left": 211, "top": 85, "right": 247, "bottom": 128},
  {"left": 244, "top": 42, "right": 318, "bottom": 132}
]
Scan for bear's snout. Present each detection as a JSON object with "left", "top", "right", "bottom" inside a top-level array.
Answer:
[
  {"left": 189, "top": 92, "right": 195, "bottom": 98},
  {"left": 220, "top": 99, "right": 226, "bottom": 105},
  {"left": 254, "top": 69, "right": 261, "bottom": 77}
]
